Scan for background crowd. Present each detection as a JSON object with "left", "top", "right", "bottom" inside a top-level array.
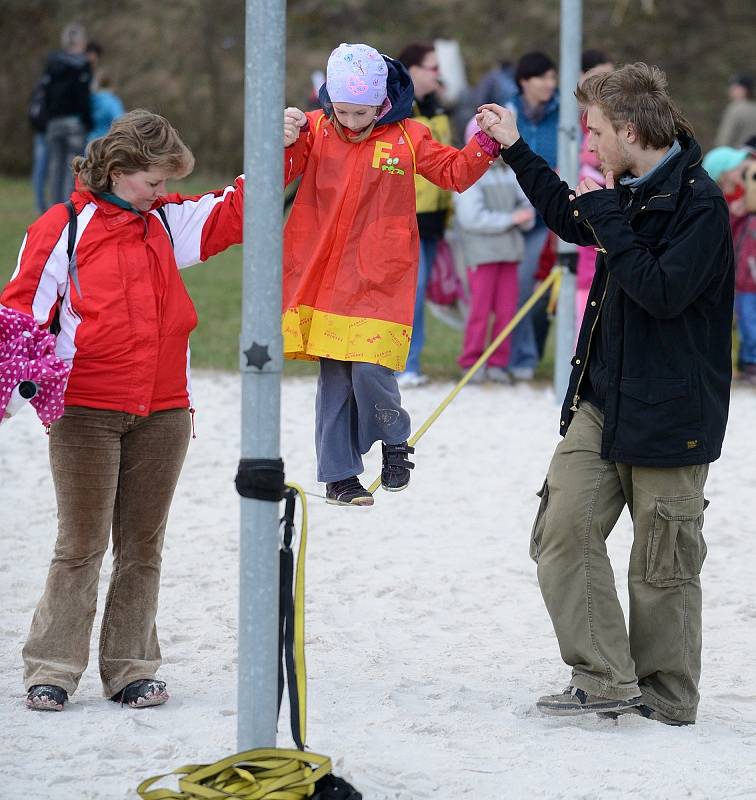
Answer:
[{"left": 17, "top": 22, "right": 756, "bottom": 388}]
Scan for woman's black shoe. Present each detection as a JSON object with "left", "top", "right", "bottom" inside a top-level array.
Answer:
[
  {"left": 26, "top": 684, "right": 68, "bottom": 711},
  {"left": 110, "top": 678, "right": 169, "bottom": 708}
]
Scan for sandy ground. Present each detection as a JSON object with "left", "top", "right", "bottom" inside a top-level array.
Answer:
[{"left": 1, "top": 372, "right": 755, "bottom": 799}]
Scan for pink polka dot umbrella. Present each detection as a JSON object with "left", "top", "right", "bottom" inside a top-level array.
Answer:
[{"left": 0, "top": 306, "right": 70, "bottom": 426}]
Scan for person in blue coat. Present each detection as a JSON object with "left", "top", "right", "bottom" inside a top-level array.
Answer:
[
  {"left": 88, "top": 70, "right": 125, "bottom": 142},
  {"left": 506, "top": 52, "right": 559, "bottom": 380}
]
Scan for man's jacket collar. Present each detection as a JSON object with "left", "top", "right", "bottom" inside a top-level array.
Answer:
[{"left": 619, "top": 135, "right": 703, "bottom": 210}]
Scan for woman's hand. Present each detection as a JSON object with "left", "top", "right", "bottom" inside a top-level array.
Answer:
[
  {"left": 476, "top": 104, "right": 520, "bottom": 149},
  {"left": 284, "top": 107, "right": 307, "bottom": 147}
]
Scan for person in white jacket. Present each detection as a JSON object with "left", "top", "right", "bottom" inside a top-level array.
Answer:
[{"left": 454, "top": 119, "right": 534, "bottom": 382}]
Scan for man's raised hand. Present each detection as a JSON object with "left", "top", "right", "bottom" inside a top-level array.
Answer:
[
  {"left": 575, "top": 170, "right": 616, "bottom": 196},
  {"left": 476, "top": 103, "right": 520, "bottom": 149}
]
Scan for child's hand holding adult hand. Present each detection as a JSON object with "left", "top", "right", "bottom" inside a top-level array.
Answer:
[
  {"left": 284, "top": 107, "right": 307, "bottom": 147},
  {"left": 476, "top": 104, "right": 520, "bottom": 149}
]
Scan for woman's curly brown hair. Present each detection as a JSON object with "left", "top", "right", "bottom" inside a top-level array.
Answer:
[{"left": 72, "top": 109, "right": 195, "bottom": 192}]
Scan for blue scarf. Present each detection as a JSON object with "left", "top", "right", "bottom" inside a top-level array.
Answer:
[{"left": 619, "top": 139, "right": 682, "bottom": 190}]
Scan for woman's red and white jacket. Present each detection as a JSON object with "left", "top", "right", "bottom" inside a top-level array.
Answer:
[{"left": 0, "top": 180, "right": 243, "bottom": 415}]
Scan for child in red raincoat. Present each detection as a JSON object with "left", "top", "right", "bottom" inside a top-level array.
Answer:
[{"left": 283, "top": 42, "right": 499, "bottom": 506}]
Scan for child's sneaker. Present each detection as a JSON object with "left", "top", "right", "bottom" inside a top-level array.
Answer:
[
  {"left": 325, "top": 477, "right": 374, "bottom": 506},
  {"left": 381, "top": 441, "right": 415, "bottom": 491},
  {"left": 536, "top": 685, "right": 641, "bottom": 716},
  {"left": 110, "top": 678, "right": 169, "bottom": 708},
  {"left": 26, "top": 684, "right": 68, "bottom": 711}
]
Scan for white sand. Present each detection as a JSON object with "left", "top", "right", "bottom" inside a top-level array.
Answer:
[{"left": 1, "top": 372, "right": 755, "bottom": 799}]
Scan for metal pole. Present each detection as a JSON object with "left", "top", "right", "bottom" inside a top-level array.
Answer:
[
  {"left": 238, "top": 0, "right": 286, "bottom": 750},
  {"left": 554, "top": 0, "right": 582, "bottom": 401}
]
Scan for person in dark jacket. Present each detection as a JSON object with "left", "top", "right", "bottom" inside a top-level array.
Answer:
[
  {"left": 41, "top": 23, "right": 93, "bottom": 206},
  {"left": 478, "top": 62, "right": 734, "bottom": 726}
]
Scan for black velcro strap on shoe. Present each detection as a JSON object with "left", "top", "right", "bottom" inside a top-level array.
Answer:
[
  {"left": 235, "top": 458, "right": 286, "bottom": 501},
  {"left": 384, "top": 444, "right": 415, "bottom": 468}
]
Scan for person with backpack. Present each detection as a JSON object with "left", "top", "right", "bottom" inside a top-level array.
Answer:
[
  {"left": 0, "top": 109, "right": 245, "bottom": 712},
  {"left": 39, "top": 23, "right": 93, "bottom": 206}
]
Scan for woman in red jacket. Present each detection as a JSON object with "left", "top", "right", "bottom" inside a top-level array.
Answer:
[
  {"left": 283, "top": 43, "right": 499, "bottom": 506},
  {"left": 1, "top": 109, "right": 244, "bottom": 711}
]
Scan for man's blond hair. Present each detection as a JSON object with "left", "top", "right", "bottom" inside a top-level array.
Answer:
[{"left": 576, "top": 62, "right": 694, "bottom": 149}]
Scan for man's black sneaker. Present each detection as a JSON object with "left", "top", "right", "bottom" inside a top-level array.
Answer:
[
  {"left": 381, "top": 441, "right": 415, "bottom": 492},
  {"left": 26, "top": 684, "right": 68, "bottom": 711},
  {"left": 110, "top": 678, "right": 169, "bottom": 708},
  {"left": 325, "top": 477, "right": 374, "bottom": 506},
  {"left": 536, "top": 685, "right": 642, "bottom": 716},
  {"left": 599, "top": 703, "right": 694, "bottom": 726}
]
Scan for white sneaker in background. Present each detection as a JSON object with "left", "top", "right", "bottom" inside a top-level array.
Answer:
[
  {"left": 397, "top": 371, "right": 429, "bottom": 388},
  {"left": 509, "top": 366, "right": 535, "bottom": 381},
  {"left": 486, "top": 366, "right": 513, "bottom": 384},
  {"left": 462, "top": 368, "right": 486, "bottom": 384}
]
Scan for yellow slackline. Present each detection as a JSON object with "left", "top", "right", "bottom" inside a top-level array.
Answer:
[
  {"left": 136, "top": 271, "right": 563, "bottom": 797},
  {"left": 367, "top": 268, "right": 561, "bottom": 495},
  {"left": 286, "top": 482, "right": 309, "bottom": 745},
  {"left": 547, "top": 267, "right": 562, "bottom": 316},
  {"left": 137, "top": 485, "right": 326, "bottom": 800}
]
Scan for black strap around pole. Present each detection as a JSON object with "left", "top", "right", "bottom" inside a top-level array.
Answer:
[
  {"left": 235, "top": 457, "right": 286, "bottom": 502},
  {"left": 278, "top": 487, "right": 304, "bottom": 750}
]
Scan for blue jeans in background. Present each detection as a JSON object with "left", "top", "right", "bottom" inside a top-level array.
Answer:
[
  {"left": 508, "top": 223, "right": 549, "bottom": 374},
  {"left": 736, "top": 292, "right": 756, "bottom": 366},
  {"left": 32, "top": 133, "right": 49, "bottom": 214},
  {"left": 46, "top": 116, "right": 86, "bottom": 206},
  {"left": 404, "top": 237, "right": 439, "bottom": 376}
]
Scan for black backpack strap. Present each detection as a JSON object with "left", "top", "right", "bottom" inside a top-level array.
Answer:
[
  {"left": 156, "top": 206, "right": 175, "bottom": 249},
  {"left": 64, "top": 200, "right": 76, "bottom": 262}
]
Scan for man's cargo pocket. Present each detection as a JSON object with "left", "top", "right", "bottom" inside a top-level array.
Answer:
[
  {"left": 530, "top": 478, "right": 549, "bottom": 563},
  {"left": 645, "top": 494, "right": 708, "bottom": 587}
]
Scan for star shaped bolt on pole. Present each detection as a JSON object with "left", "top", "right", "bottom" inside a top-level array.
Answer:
[{"left": 244, "top": 341, "right": 272, "bottom": 369}]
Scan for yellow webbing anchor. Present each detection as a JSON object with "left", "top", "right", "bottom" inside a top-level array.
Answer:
[
  {"left": 136, "top": 748, "right": 331, "bottom": 799},
  {"left": 137, "top": 485, "right": 332, "bottom": 800},
  {"left": 367, "top": 268, "right": 561, "bottom": 495}
]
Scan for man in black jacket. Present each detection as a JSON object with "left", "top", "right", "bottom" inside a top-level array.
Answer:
[{"left": 479, "top": 63, "right": 733, "bottom": 725}]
